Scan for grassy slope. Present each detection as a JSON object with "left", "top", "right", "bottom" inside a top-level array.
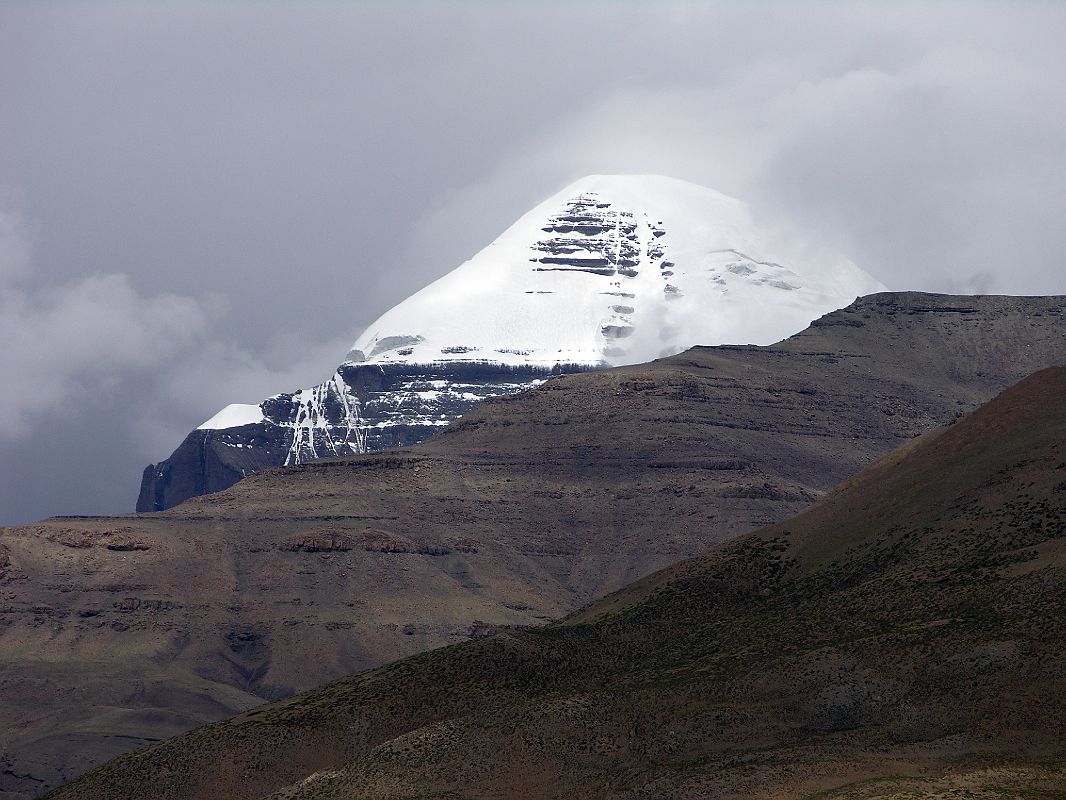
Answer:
[{"left": 49, "top": 367, "right": 1066, "bottom": 799}]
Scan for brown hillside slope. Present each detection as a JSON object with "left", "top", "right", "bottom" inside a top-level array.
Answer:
[
  {"left": 3, "top": 292, "right": 1066, "bottom": 797},
  {"left": 48, "top": 366, "right": 1066, "bottom": 800}
]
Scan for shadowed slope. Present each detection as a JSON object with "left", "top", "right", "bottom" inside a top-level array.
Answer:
[
  {"left": 49, "top": 367, "right": 1066, "bottom": 799},
  {"left": 3, "top": 292, "right": 1065, "bottom": 797}
]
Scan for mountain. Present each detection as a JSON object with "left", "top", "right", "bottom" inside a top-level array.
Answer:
[
  {"left": 47, "top": 366, "right": 1066, "bottom": 800},
  {"left": 138, "top": 174, "right": 883, "bottom": 511},
  {"left": 2, "top": 292, "right": 1064, "bottom": 798}
]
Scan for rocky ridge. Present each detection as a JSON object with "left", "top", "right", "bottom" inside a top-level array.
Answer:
[
  {"left": 1, "top": 292, "right": 1064, "bottom": 798},
  {"left": 45, "top": 364, "right": 1066, "bottom": 799},
  {"left": 137, "top": 362, "right": 578, "bottom": 512}
]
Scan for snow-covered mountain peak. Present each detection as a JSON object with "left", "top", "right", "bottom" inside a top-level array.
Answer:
[
  {"left": 142, "top": 174, "right": 886, "bottom": 511},
  {"left": 346, "top": 174, "right": 885, "bottom": 368}
]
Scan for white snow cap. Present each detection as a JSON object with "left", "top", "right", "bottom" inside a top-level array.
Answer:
[
  {"left": 346, "top": 174, "right": 885, "bottom": 369},
  {"left": 197, "top": 403, "right": 264, "bottom": 430}
]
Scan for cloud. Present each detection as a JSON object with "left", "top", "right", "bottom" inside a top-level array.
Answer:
[
  {"left": 0, "top": 194, "right": 32, "bottom": 288},
  {"left": 0, "top": 203, "right": 352, "bottom": 521},
  {"left": 399, "top": 9, "right": 1066, "bottom": 300},
  {"left": 0, "top": 206, "right": 210, "bottom": 440},
  {"left": 0, "top": 200, "right": 351, "bottom": 439}
]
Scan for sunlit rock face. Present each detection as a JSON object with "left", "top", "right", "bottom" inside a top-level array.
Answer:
[{"left": 137, "top": 174, "right": 883, "bottom": 512}]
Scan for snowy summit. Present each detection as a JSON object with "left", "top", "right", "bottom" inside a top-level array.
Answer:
[{"left": 344, "top": 174, "right": 885, "bottom": 370}]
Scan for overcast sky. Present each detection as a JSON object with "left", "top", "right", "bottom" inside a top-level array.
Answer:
[{"left": 2, "top": 1, "right": 1065, "bottom": 524}]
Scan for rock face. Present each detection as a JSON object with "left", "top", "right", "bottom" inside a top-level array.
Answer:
[
  {"left": 45, "top": 368, "right": 1066, "bottom": 800},
  {"left": 137, "top": 362, "right": 582, "bottom": 512},
  {"left": 138, "top": 174, "right": 883, "bottom": 511},
  {"left": 3, "top": 292, "right": 1066, "bottom": 798}
]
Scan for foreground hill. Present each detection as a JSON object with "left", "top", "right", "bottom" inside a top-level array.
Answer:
[
  {"left": 48, "top": 367, "right": 1066, "bottom": 799},
  {"left": 2, "top": 292, "right": 1065, "bottom": 797}
]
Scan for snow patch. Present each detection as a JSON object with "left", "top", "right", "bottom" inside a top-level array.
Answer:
[
  {"left": 347, "top": 174, "right": 885, "bottom": 370},
  {"left": 197, "top": 403, "right": 265, "bottom": 430}
]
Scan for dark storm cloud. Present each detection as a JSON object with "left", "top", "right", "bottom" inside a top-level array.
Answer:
[{"left": 2, "top": 1, "right": 1065, "bottom": 523}]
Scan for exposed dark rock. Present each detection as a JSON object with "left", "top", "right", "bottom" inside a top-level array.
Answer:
[
  {"left": 277, "top": 534, "right": 353, "bottom": 553},
  {"left": 138, "top": 361, "right": 592, "bottom": 512}
]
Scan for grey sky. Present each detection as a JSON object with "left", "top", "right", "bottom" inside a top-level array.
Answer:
[{"left": 2, "top": 1, "right": 1065, "bottom": 524}]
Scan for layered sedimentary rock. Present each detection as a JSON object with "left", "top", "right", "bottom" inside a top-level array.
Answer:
[
  {"left": 54, "top": 366, "right": 1066, "bottom": 800},
  {"left": 137, "top": 362, "right": 581, "bottom": 512}
]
